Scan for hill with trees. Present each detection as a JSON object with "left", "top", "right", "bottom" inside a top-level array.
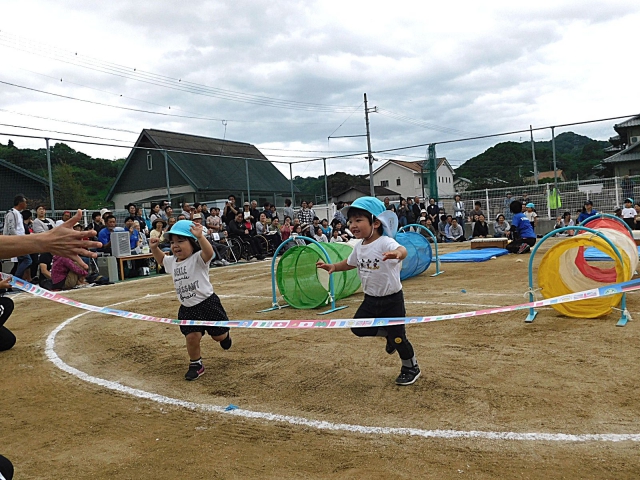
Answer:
[
  {"left": 292, "top": 171, "right": 369, "bottom": 202},
  {"left": 454, "top": 132, "right": 611, "bottom": 189},
  {"left": 0, "top": 140, "right": 125, "bottom": 209}
]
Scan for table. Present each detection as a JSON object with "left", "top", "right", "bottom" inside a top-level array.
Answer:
[{"left": 116, "top": 253, "right": 155, "bottom": 281}]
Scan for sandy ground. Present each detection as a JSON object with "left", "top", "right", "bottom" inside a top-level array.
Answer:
[{"left": 1, "top": 238, "right": 640, "bottom": 479}]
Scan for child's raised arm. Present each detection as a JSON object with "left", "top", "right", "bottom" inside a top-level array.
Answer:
[
  {"left": 192, "top": 223, "right": 214, "bottom": 264},
  {"left": 149, "top": 237, "right": 166, "bottom": 266}
]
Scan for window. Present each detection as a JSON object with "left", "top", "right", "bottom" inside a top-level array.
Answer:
[
  {"left": 418, "top": 177, "right": 421, "bottom": 184},
  {"left": 146, "top": 151, "right": 153, "bottom": 171},
  {"left": 396, "top": 178, "right": 401, "bottom": 186},
  {"left": 381, "top": 180, "right": 389, "bottom": 187}
]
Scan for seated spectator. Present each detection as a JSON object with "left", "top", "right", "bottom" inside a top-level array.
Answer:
[
  {"left": 51, "top": 255, "right": 89, "bottom": 290},
  {"left": 38, "top": 251, "right": 54, "bottom": 289},
  {"left": 418, "top": 216, "right": 437, "bottom": 242},
  {"left": 32, "top": 205, "right": 55, "bottom": 233},
  {"left": 554, "top": 211, "right": 575, "bottom": 236},
  {"left": 256, "top": 213, "right": 269, "bottom": 235},
  {"left": 319, "top": 218, "right": 332, "bottom": 237},
  {"left": 55, "top": 210, "right": 72, "bottom": 227},
  {"left": 446, "top": 218, "right": 466, "bottom": 242},
  {"left": 227, "top": 211, "right": 265, "bottom": 260},
  {"left": 290, "top": 224, "right": 307, "bottom": 246},
  {"left": 164, "top": 205, "right": 174, "bottom": 220},
  {"left": 181, "top": 201, "right": 192, "bottom": 219},
  {"left": 577, "top": 200, "right": 597, "bottom": 223},
  {"left": 472, "top": 214, "right": 489, "bottom": 238},
  {"left": 313, "top": 226, "right": 328, "bottom": 243},
  {"left": 332, "top": 221, "right": 353, "bottom": 242},
  {"left": 494, "top": 214, "right": 510, "bottom": 238},
  {"left": 261, "top": 202, "right": 273, "bottom": 220},
  {"left": 86, "top": 211, "right": 104, "bottom": 238},
  {"left": 329, "top": 228, "right": 344, "bottom": 243},
  {"left": 151, "top": 219, "right": 171, "bottom": 253},
  {"left": 614, "top": 206, "right": 623, "bottom": 218},
  {"left": 333, "top": 202, "right": 347, "bottom": 225},
  {"left": 280, "top": 216, "right": 293, "bottom": 243},
  {"left": 124, "top": 216, "right": 141, "bottom": 251},
  {"left": 437, "top": 214, "right": 448, "bottom": 242},
  {"left": 97, "top": 214, "right": 117, "bottom": 253}
]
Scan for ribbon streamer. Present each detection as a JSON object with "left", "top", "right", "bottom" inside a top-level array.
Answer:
[{"left": 3, "top": 273, "right": 640, "bottom": 329}]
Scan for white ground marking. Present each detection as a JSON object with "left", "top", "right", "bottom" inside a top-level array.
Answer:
[{"left": 46, "top": 305, "right": 640, "bottom": 443}]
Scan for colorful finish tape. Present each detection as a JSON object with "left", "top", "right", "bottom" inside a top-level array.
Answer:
[{"left": 4, "top": 274, "right": 640, "bottom": 329}]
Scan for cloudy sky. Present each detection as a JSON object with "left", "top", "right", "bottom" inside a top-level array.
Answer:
[{"left": 1, "top": 0, "right": 639, "bottom": 179}]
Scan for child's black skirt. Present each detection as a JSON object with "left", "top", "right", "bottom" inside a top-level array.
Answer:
[{"left": 178, "top": 293, "right": 230, "bottom": 337}]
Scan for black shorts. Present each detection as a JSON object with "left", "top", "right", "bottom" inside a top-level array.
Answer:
[
  {"left": 352, "top": 290, "right": 406, "bottom": 338},
  {"left": 178, "top": 293, "right": 230, "bottom": 337}
]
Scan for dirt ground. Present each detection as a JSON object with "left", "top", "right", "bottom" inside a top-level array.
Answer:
[{"left": 2, "top": 238, "right": 640, "bottom": 479}]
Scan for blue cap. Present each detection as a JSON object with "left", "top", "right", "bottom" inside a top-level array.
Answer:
[
  {"left": 166, "top": 219, "right": 196, "bottom": 240},
  {"left": 526, "top": 202, "right": 535, "bottom": 208},
  {"left": 342, "top": 196, "right": 398, "bottom": 238},
  {"left": 344, "top": 196, "right": 386, "bottom": 218}
]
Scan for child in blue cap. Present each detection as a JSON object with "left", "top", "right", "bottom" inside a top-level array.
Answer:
[
  {"left": 149, "top": 220, "right": 231, "bottom": 381},
  {"left": 316, "top": 197, "right": 420, "bottom": 385}
]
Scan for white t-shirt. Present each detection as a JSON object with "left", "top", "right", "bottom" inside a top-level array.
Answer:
[
  {"left": 164, "top": 252, "right": 214, "bottom": 307},
  {"left": 347, "top": 236, "right": 402, "bottom": 297},
  {"left": 525, "top": 211, "right": 538, "bottom": 223},
  {"left": 622, "top": 207, "right": 636, "bottom": 219}
]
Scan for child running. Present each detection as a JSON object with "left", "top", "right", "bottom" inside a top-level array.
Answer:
[
  {"left": 149, "top": 219, "right": 231, "bottom": 381},
  {"left": 316, "top": 197, "right": 420, "bottom": 386}
]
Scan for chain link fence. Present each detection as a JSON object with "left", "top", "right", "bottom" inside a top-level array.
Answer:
[{"left": 438, "top": 175, "right": 640, "bottom": 223}]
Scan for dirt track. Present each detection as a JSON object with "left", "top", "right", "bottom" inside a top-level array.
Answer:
[{"left": 2, "top": 239, "right": 640, "bottom": 479}]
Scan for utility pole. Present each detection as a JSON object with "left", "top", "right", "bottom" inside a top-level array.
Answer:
[
  {"left": 530, "top": 125, "right": 538, "bottom": 186},
  {"left": 551, "top": 126, "right": 559, "bottom": 193},
  {"left": 364, "top": 93, "right": 377, "bottom": 196}
]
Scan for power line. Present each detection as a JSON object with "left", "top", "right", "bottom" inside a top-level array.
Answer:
[
  {"left": 0, "top": 122, "right": 133, "bottom": 143},
  {"left": 0, "top": 32, "right": 360, "bottom": 113},
  {"left": 377, "top": 108, "right": 476, "bottom": 136},
  {"left": 0, "top": 108, "right": 139, "bottom": 134}
]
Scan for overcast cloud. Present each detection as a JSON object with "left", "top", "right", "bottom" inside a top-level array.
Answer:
[{"left": 1, "top": 0, "right": 639, "bottom": 179}]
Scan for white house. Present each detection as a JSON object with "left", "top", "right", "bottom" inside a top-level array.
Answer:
[{"left": 369, "top": 158, "right": 455, "bottom": 199}]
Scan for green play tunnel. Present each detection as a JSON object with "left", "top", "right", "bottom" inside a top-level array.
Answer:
[{"left": 276, "top": 242, "right": 361, "bottom": 309}]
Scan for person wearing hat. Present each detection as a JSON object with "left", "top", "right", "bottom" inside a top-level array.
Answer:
[
  {"left": 150, "top": 218, "right": 168, "bottom": 243},
  {"left": 524, "top": 202, "right": 537, "bottom": 228},
  {"left": 149, "top": 220, "right": 232, "bottom": 381},
  {"left": 621, "top": 198, "right": 635, "bottom": 228},
  {"left": 316, "top": 196, "right": 421, "bottom": 386},
  {"left": 577, "top": 200, "right": 598, "bottom": 224},
  {"left": 506, "top": 200, "right": 536, "bottom": 254}
]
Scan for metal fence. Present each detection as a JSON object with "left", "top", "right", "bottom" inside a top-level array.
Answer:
[{"left": 438, "top": 175, "right": 640, "bottom": 222}]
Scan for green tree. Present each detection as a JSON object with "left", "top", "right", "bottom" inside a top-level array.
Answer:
[{"left": 53, "top": 162, "right": 88, "bottom": 209}]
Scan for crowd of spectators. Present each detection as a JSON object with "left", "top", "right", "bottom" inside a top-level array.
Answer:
[{"left": 4, "top": 189, "right": 631, "bottom": 289}]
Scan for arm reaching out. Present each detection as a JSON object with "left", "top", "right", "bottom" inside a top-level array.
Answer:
[
  {"left": 0, "top": 210, "right": 101, "bottom": 268},
  {"left": 382, "top": 246, "right": 407, "bottom": 261}
]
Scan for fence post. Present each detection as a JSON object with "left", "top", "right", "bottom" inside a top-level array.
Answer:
[
  {"left": 546, "top": 183, "right": 551, "bottom": 220},
  {"left": 614, "top": 176, "right": 620, "bottom": 207},
  {"left": 163, "top": 150, "right": 171, "bottom": 203},
  {"left": 485, "top": 188, "right": 490, "bottom": 221},
  {"left": 45, "top": 138, "right": 55, "bottom": 211}
]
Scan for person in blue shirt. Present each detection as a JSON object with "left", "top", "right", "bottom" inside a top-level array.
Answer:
[
  {"left": 124, "top": 216, "right": 140, "bottom": 250},
  {"left": 577, "top": 200, "right": 598, "bottom": 224},
  {"left": 506, "top": 201, "right": 536, "bottom": 254}
]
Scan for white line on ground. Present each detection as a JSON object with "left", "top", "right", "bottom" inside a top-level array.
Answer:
[{"left": 46, "top": 305, "right": 640, "bottom": 443}]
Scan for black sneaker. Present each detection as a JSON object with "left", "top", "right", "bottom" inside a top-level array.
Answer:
[
  {"left": 185, "top": 362, "right": 204, "bottom": 381},
  {"left": 395, "top": 365, "right": 421, "bottom": 386},
  {"left": 220, "top": 333, "right": 232, "bottom": 350}
]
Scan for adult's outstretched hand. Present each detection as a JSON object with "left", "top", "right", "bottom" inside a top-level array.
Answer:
[{"left": 0, "top": 209, "right": 102, "bottom": 268}]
